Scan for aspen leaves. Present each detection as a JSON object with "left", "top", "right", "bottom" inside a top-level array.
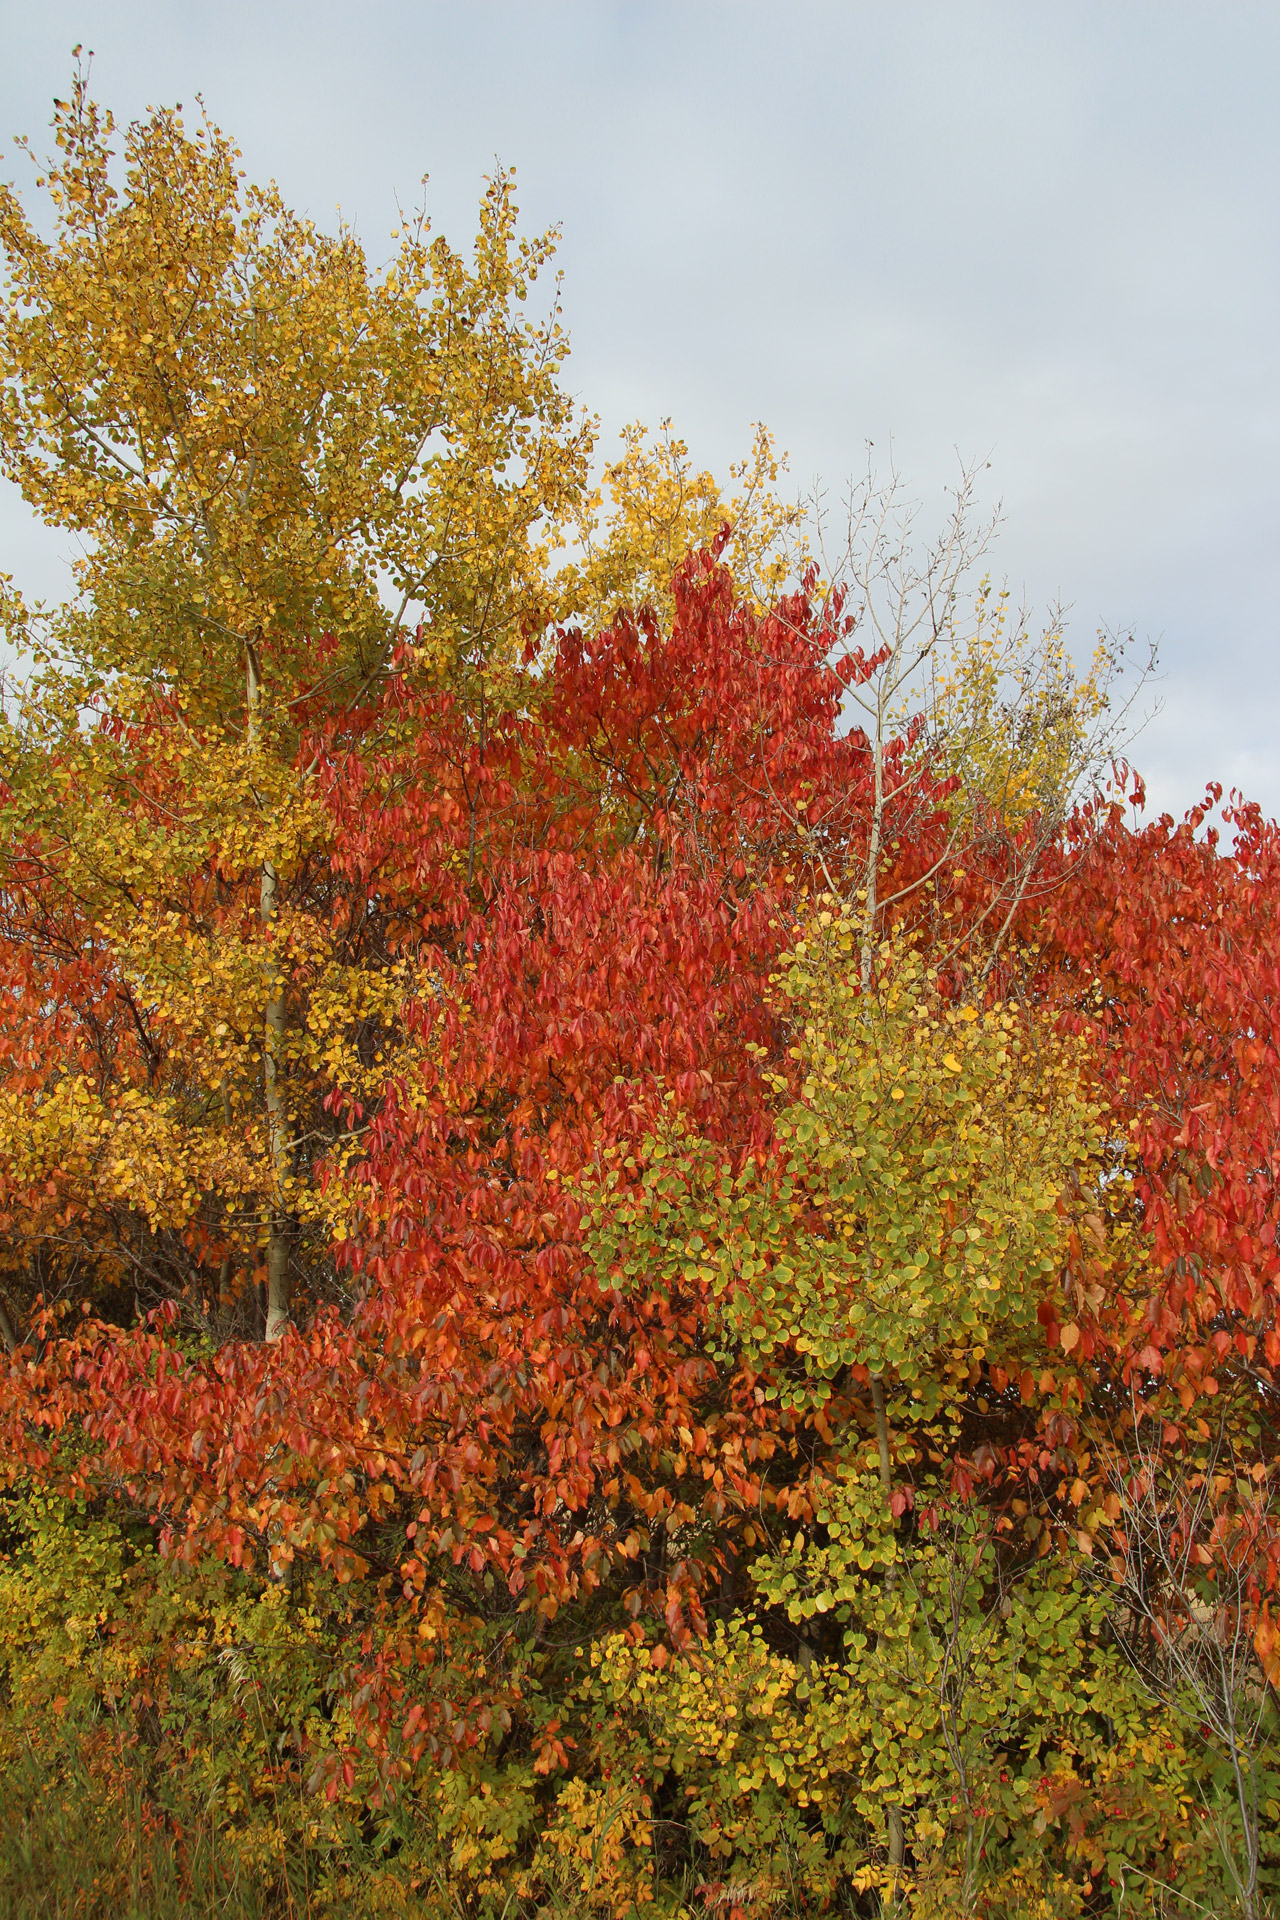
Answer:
[
  {"left": 759, "top": 916, "right": 1103, "bottom": 1381},
  {"left": 586, "top": 914, "right": 1103, "bottom": 1397}
]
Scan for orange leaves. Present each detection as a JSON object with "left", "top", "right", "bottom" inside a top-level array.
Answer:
[
  {"left": 1049, "top": 794, "right": 1280, "bottom": 1375},
  {"left": 1, "top": 473, "right": 1277, "bottom": 1838}
]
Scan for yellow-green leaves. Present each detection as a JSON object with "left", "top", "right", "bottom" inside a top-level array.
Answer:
[
  {"left": 584, "top": 917, "right": 1102, "bottom": 1398},
  {"left": 762, "top": 919, "right": 1102, "bottom": 1380},
  {"left": 582, "top": 1123, "right": 799, "bottom": 1323},
  {"left": 0, "top": 73, "right": 592, "bottom": 719},
  {"left": 928, "top": 578, "right": 1119, "bottom": 831},
  {"left": 575, "top": 1543, "right": 1168, "bottom": 1911}
]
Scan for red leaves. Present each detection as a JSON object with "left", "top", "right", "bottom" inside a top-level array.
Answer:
[
  {"left": 5, "top": 543, "right": 1279, "bottom": 1777},
  {"left": 1047, "top": 793, "right": 1280, "bottom": 1382}
]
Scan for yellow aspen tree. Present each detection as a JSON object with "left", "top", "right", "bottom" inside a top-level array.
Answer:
[{"left": 0, "top": 66, "right": 592, "bottom": 1338}]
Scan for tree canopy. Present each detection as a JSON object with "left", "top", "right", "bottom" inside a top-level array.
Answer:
[{"left": 0, "top": 72, "right": 1276, "bottom": 1920}]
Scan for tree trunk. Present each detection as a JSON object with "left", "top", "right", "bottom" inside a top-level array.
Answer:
[
  {"left": 863, "top": 719, "right": 904, "bottom": 1906},
  {"left": 870, "top": 1369, "right": 906, "bottom": 1904},
  {"left": 247, "top": 634, "right": 291, "bottom": 1342},
  {"left": 260, "top": 849, "right": 291, "bottom": 1342}
]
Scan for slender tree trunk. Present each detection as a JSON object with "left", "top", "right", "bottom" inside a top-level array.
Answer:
[
  {"left": 247, "top": 635, "right": 291, "bottom": 1343},
  {"left": 862, "top": 716, "right": 905, "bottom": 1906},
  {"left": 260, "top": 849, "right": 291, "bottom": 1341},
  {"left": 869, "top": 1368, "right": 906, "bottom": 1903},
  {"left": 859, "top": 697, "right": 884, "bottom": 996}
]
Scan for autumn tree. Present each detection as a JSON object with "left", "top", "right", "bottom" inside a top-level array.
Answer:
[
  {"left": 0, "top": 69, "right": 1276, "bottom": 1920},
  {"left": 0, "top": 69, "right": 800, "bottom": 1349}
]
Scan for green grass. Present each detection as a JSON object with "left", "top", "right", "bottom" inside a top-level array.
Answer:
[{"left": 0, "top": 1733, "right": 294, "bottom": 1919}]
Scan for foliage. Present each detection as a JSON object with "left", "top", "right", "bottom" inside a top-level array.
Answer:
[
  {"left": 556, "top": 418, "right": 807, "bottom": 631},
  {"left": 586, "top": 920, "right": 1103, "bottom": 1391},
  {"left": 0, "top": 68, "right": 1278, "bottom": 1920},
  {"left": 929, "top": 579, "right": 1120, "bottom": 829}
]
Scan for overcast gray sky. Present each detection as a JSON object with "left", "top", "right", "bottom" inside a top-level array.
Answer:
[{"left": 2, "top": 2, "right": 1277, "bottom": 819}]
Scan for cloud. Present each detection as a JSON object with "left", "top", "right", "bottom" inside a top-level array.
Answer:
[{"left": 2, "top": 0, "right": 1275, "bottom": 817}]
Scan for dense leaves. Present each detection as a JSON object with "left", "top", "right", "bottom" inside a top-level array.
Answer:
[{"left": 0, "top": 73, "right": 1277, "bottom": 1920}]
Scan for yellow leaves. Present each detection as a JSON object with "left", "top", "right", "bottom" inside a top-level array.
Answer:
[
  {"left": 927, "top": 577, "right": 1129, "bottom": 832},
  {"left": 551, "top": 419, "right": 806, "bottom": 632},
  {"left": 0, "top": 1068, "right": 265, "bottom": 1235},
  {"left": 0, "top": 644, "right": 432, "bottom": 1290},
  {"left": 534, "top": 1774, "right": 654, "bottom": 1912},
  {"left": 1, "top": 75, "right": 593, "bottom": 717},
  {"left": 759, "top": 919, "right": 1105, "bottom": 1378}
]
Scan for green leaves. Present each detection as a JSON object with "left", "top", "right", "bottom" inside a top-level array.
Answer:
[
  {"left": 767, "top": 922, "right": 1101, "bottom": 1380},
  {"left": 584, "top": 920, "right": 1103, "bottom": 1402}
]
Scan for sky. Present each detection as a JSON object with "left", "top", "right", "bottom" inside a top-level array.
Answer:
[{"left": 1, "top": 2, "right": 1277, "bottom": 820}]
